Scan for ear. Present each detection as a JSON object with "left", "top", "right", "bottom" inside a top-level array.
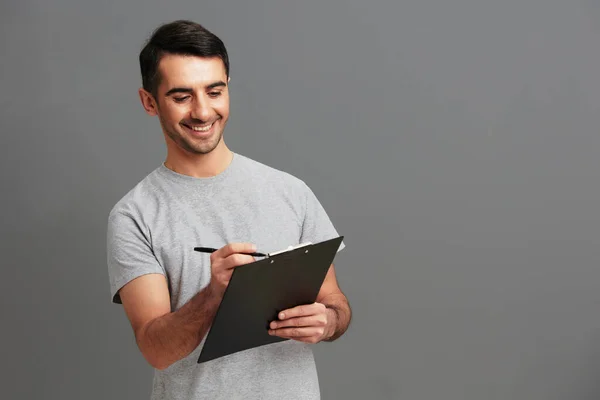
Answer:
[
  {"left": 139, "top": 88, "right": 158, "bottom": 116},
  {"left": 228, "top": 76, "right": 231, "bottom": 83}
]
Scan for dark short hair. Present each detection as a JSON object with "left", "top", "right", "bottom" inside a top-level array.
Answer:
[{"left": 139, "top": 20, "right": 230, "bottom": 96}]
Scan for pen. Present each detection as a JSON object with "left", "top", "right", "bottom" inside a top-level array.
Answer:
[{"left": 194, "top": 247, "right": 268, "bottom": 257}]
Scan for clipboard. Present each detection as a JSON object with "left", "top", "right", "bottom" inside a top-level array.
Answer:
[{"left": 197, "top": 236, "right": 344, "bottom": 363}]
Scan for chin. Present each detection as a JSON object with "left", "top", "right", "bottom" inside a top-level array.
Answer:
[{"left": 186, "top": 135, "right": 223, "bottom": 155}]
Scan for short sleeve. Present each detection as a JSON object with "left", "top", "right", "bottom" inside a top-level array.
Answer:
[
  {"left": 106, "top": 210, "right": 166, "bottom": 304},
  {"left": 299, "top": 182, "right": 345, "bottom": 253}
]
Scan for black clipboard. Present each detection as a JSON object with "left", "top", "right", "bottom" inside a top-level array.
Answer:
[{"left": 197, "top": 236, "right": 344, "bottom": 363}]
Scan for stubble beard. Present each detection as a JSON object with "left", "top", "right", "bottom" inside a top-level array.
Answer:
[{"left": 161, "top": 116, "right": 224, "bottom": 155}]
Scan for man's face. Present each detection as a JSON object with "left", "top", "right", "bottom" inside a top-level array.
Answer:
[{"left": 148, "top": 54, "right": 230, "bottom": 155}]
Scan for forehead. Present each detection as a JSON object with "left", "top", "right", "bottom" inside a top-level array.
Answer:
[{"left": 157, "top": 54, "right": 227, "bottom": 90}]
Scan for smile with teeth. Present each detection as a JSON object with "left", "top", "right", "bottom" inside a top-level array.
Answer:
[{"left": 186, "top": 122, "right": 213, "bottom": 132}]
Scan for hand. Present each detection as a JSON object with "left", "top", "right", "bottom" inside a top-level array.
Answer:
[
  {"left": 208, "top": 243, "right": 257, "bottom": 296},
  {"left": 268, "top": 302, "right": 334, "bottom": 344}
]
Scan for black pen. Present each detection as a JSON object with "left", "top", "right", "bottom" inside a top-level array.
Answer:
[{"left": 194, "top": 247, "right": 268, "bottom": 257}]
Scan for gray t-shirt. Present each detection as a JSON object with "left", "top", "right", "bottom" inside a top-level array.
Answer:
[{"left": 106, "top": 153, "right": 344, "bottom": 400}]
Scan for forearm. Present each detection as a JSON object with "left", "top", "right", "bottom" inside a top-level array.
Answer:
[
  {"left": 321, "top": 293, "right": 351, "bottom": 342},
  {"left": 137, "top": 284, "right": 222, "bottom": 369}
]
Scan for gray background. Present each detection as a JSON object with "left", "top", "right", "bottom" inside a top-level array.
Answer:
[{"left": 2, "top": 0, "right": 600, "bottom": 399}]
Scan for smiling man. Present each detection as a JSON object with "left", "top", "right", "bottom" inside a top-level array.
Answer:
[{"left": 106, "top": 20, "right": 351, "bottom": 400}]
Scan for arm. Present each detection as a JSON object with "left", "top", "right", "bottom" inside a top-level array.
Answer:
[
  {"left": 269, "top": 181, "right": 351, "bottom": 342},
  {"left": 269, "top": 263, "right": 352, "bottom": 343},
  {"left": 118, "top": 243, "right": 257, "bottom": 370},
  {"left": 119, "top": 274, "right": 220, "bottom": 370},
  {"left": 316, "top": 263, "right": 352, "bottom": 341}
]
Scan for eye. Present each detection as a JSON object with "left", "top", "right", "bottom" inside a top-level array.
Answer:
[
  {"left": 173, "top": 96, "right": 190, "bottom": 103},
  {"left": 208, "top": 91, "right": 222, "bottom": 98}
]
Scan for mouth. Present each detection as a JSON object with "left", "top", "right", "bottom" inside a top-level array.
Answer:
[{"left": 182, "top": 121, "right": 217, "bottom": 137}]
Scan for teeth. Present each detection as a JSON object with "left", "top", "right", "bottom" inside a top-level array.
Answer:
[{"left": 190, "top": 123, "right": 213, "bottom": 132}]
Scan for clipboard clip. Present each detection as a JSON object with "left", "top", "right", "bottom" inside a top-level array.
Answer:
[{"left": 267, "top": 242, "right": 313, "bottom": 257}]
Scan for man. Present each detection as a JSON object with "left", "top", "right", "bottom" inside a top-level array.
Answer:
[{"left": 107, "top": 20, "right": 351, "bottom": 399}]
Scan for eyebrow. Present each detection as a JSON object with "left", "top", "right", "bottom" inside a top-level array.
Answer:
[
  {"left": 165, "top": 81, "right": 227, "bottom": 96},
  {"left": 207, "top": 81, "right": 227, "bottom": 90}
]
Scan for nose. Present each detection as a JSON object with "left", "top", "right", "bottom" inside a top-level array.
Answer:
[{"left": 190, "top": 96, "right": 214, "bottom": 122}]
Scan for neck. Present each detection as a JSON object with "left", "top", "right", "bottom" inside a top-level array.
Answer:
[{"left": 164, "top": 142, "right": 234, "bottom": 178}]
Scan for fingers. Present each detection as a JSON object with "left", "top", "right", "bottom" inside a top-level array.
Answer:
[
  {"left": 210, "top": 243, "right": 257, "bottom": 270},
  {"left": 209, "top": 243, "right": 258, "bottom": 293},
  {"left": 211, "top": 243, "right": 257, "bottom": 261},
  {"left": 268, "top": 327, "right": 326, "bottom": 344},
  {"left": 277, "top": 302, "right": 326, "bottom": 320},
  {"left": 268, "top": 303, "right": 330, "bottom": 344},
  {"left": 222, "top": 252, "right": 256, "bottom": 269},
  {"left": 269, "top": 314, "right": 327, "bottom": 330}
]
